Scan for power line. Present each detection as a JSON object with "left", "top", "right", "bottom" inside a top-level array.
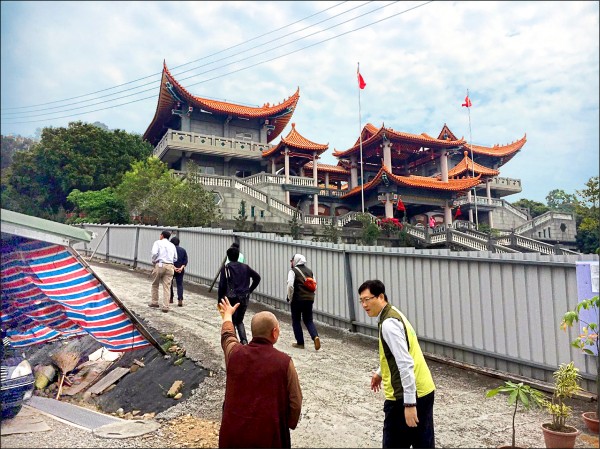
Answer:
[
  {"left": 1, "top": 1, "right": 351, "bottom": 112},
  {"left": 1, "top": 1, "right": 434, "bottom": 126},
  {"left": 2, "top": 1, "right": 377, "bottom": 118}
]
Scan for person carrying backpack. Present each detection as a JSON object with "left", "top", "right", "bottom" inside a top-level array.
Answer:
[
  {"left": 287, "top": 253, "right": 321, "bottom": 351},
  {"left": 218, "top": 246, "right": 260, "bottom": 345}
]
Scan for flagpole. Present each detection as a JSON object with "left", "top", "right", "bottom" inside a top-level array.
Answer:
[
  {"left": 358, "top": 62, "right": 365, "bottom": 214},
  {"left": 466, "top": 88, "right": 478, "bottom": 229}
]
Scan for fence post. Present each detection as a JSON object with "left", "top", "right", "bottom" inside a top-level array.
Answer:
[
  {"left": 105, "top": 226, "right": 110, "bottom": 263},
  {"left": 132, "top": 226, "right": 140, "bottom": 269},
  {"left": 344, "top": 250, "right": 357, "bottom": 333}
]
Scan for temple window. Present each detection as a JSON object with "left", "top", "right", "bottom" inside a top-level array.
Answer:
[
  {"left": 251, "top": 206, "right": 255, "bottom": 218},
  {"left": 235, "top": 170, "right": 251, "bottom": 178},
  {"left": 235, "top": 132, "right": 252, "bottom": 141}
]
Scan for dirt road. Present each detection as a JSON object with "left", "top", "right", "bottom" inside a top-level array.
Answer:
[{"left": 5, "top": 260, "right": 597, "bottom": 448}]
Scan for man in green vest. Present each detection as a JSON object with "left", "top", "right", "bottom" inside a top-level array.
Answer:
[{"left": 359, "top": 279, "right": 436, "bottom": 448}]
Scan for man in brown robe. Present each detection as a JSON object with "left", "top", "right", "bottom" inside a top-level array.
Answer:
[{"left": 218, "top": 297, "right": 302, "bottom": 448}]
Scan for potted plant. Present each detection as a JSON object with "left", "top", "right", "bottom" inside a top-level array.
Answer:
[
  {"left": 541, "top": 362, "right": 582, "bottom": 448},
  {"left": 561, "top": 295, "right": 599, "bottom": 434},
  {"left": 486, "top": 381, "right": 545, "bottom": 448}
]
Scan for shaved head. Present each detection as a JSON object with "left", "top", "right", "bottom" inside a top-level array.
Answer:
[{"left": 251, "top": 311, "right": 279, "bottom": 340}]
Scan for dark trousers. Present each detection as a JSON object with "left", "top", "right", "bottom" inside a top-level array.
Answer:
[
  {"left": 170, "top": 270, "right": 184, "bottom": 301},
  {"left": 229, "top": 296, "right": 249, "bottom": 344},
  {"left": 290, "top": 299, "right": 318, "bottom": 345},
  {"left": 383, "top": 391, "right": 435, "bottom": 448}
]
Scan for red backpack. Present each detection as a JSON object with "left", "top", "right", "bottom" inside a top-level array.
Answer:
[{"left": 294, "top": 267, "right": 317, "bottom": 293}]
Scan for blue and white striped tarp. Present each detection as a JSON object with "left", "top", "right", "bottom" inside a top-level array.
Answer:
[{"left": 1, "top": 239, "right": 152, "bottom": 351}]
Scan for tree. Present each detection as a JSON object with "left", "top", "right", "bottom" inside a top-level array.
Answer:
[
  {"left": 357, "top": 212, "right": 380, "bottom": 246},
  {"left": 5, "top": 122, "right": 152, "bottom": 219},
  {"left": 511, "top": 198, "right": 549, "bottom": 218},
  {"left": 116, "top": 158, "right": 221, "bottom": 227},
  {"left": 1, "top": 134, "right": 36, "bottom": 170},
  {"left": 545, "top": 189, "right": 576, "bottom": 213},
  {"left": 234, "top": 200, "right": 249, "bottom": 231},
  {"left": 574, "top": 176, "right": 599, "bottom": 254},
  {"left": 116, "top": 156, "right": 174, "bottom": 223},
  {"left": 66, "top": 187, "right": 128, "bottom": 224}
]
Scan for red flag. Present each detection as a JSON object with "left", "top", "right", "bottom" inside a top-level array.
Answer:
[
  {"left": 455, "top": 207, "right": 462, "bottom": 218},
  {"left": 396, "top": 198, "right": 405, "bottom": 211},
  {"left": 462, "top": 95, "right": 472, "bottom": 108},
  {"left": 357, "top": 69, "right": 366, "bottom": 90}
]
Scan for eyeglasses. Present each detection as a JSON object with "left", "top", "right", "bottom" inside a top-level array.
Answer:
[{"left": 358, "top": 295, "right": 377, "bottom": 305}]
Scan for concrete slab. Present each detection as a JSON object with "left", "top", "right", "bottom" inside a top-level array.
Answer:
[
  {"left": 93, "top": 419, "right": 160, "bottom": 439},
  {"left": 0, "top": 407, "right": 51, "bottom": 435}
]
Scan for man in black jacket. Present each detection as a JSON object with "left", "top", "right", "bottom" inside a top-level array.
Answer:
[
  {"left": 218, "top": 246, "right": 261, "bottom": 344},
  {"left": 169, "top": 236, "right": 188, "bottom": 307}
]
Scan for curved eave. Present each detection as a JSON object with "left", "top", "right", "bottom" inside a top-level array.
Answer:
[
  {"left": 341, "top": 166, "right": 481, "bottom": 199},
  {"left": 464, "top": 134, "right": 527, "bottom": 157},
  {"left": 446, "top": 154, "right": 500, "bottom": 178},
  {"left": 144, "top": 62, "right": 300, "bottom": 145},
  {"left": 334, "top": 125, "right": 465, "bottom": 158},
  {"left": 263, "top": 124, "right": 328, "bottom": 157},
  {"left": 143, "top": 67, "right": 177, "bottom": 146}
]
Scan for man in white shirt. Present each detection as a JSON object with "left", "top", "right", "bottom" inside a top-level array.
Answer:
[{"left": 149, "top": 230, "right": 177, "bottom": 313}]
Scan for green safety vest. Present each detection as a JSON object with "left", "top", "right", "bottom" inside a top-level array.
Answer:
[{"left": 378, "top": 303, "right": 435, "bottom": 401}]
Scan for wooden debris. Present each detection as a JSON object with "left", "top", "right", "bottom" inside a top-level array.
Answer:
[{"left": 87, "top": 367, "right": 130, "bottom": 395}]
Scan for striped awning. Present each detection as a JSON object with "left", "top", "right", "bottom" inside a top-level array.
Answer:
[{"left": 1, "top": 238, "right": 152, "bottom": 351}]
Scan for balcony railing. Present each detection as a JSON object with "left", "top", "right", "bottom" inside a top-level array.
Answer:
[{"left": 154, "top": 129, "right": 271, "bottom": 160}]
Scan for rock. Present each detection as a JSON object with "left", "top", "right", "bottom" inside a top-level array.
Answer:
[
  {"left": 116, "top": 407, "right": 124, "bottom": 417},
  {"left": 130, "top": 364, "right": 140, "bottom": 373},
  {"left": 174, "top": 392, "right": 183, "bottom": 400},
  {"left": 132, "top": 410, "right": 140, "bottom": 416},
  {"left": 82, "top": 391, "right": 93, "bottom": 402},
  {"left": 174, "top": 358, "right": 184, "bottom": 366},
  {"left": 167, "top": 380, "right": 184, "bottom": 398}
]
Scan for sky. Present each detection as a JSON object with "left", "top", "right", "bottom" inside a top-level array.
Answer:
[{"left": 1, "top": 1, "right": 598, "bottom": 203}]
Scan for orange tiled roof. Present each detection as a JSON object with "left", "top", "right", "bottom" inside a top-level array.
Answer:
[
  {"left": 143, "top": 61, "right": 300, "bottom": 146},
  {"left": 263, "top": 123, "right": 328, "bottom": 157},
  {"left": 464, "top": 134, "right": 527, "bottom": 157},
  {"left": 445, "top": 151, "right": 500, "bottom": 178},
  {"left": 334, "top": 124, "right": 466, "bottom": 158},
  {"left": 303, "top": 161, "right": 350, "bottom": 174},
  {"left": 340, "top": 165, "right": 481, "bottom": 199}
]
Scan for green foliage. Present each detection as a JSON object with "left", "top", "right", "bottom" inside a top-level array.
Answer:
[
  {"left": 289, "top": 212, "right": 303, "bottom": 240},
  {"left": 561, "top": 295, "right": 599, "bottom": 356},
  {"left": 486, "top": 381, "right": 545, "bottom": 447},
  {"left": 4, "top": 122, "right": 152, "bottom": 219},
  {"left": 66, "top": 187, "right": 128, "bottom": 224},
  {"left": 1, "top": 134, "right": 36, "bottom": 170},
  {"left": 234, "top": 200, "right": 249, "bottom": 231},
  {"left": 574, "top": 176, "right": 599, "bottom": 254},
  {"left": 511, "top": 198, "right": 549, "bottom": 218},
  {"left": 356, "top": 212, "right": 380, "bottom": 246},
  {"left": 546, "top": 189, "right": 576, "bottom": 213},
  {"left": 115, "top": 158, "right": 221, "bottom": 227},
  {"left": 542, "top": 362, "right": 582, "bottom": 431},
  {"left": 477, "top": 223, "right": 501, "bottom": 238}
]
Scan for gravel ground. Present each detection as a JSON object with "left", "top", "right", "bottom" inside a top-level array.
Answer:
[{"left": 2, "top": 260, "right": 598, "bottom": 448}]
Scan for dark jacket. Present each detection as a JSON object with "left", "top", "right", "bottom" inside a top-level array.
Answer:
[
  {"left": 174, "top": 246, "right": 188, "bottom": 269},
  {"left": 292, "top": 265, "right": 315, "bottom": 301},
  {"left": 218, "top": 261, "right": 261, "bottom": 302}
]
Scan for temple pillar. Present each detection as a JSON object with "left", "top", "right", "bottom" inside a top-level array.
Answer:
[
  {"left": 382, "top": 138, "right": 392, "bottom": 170},
  {"left": 467, "top": 190, "right": 473, "bottom": 222},
  {"left": 440, "top": 151, "right": 449, "bottom": 182},
  {"left": 350, "top": 155, "right": 358, "bottom": 188},
  {"left": 488, "top": 210, "right": 494, "bottom": 228},
  {"left": 223, "top": 115, "right": 232, "bottom": 138},
  {"left": 486, "top": 179, "right": 492, "bottom": 204},
  {"left": 444, "top": 201, "right": 452, "bottom": 225},
  {"left": 325, "top": 172, "right": 330, "bottom": 189},
  {"left": 313, "top": 152, "right": 319, "bottom": 215},
  {"left": 284, "top": 147, "right": 290, "bottom": 204},
  {"left": 385, "top": 193, "right": 394, "bottom": 218},
  {"left": 271, "top": 159, "right": 276, "bottom": 175},
  {"left": 181, "top": 114, "right": 191, "bottom": 132}
]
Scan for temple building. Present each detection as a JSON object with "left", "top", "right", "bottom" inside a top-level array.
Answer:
[{"left": 143, "top": 62, "right": 577, "bottom": 252}]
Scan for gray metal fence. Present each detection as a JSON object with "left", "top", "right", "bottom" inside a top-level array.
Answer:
[{"left": 75, "top": 224, "right": 599, "bottom": 393}]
